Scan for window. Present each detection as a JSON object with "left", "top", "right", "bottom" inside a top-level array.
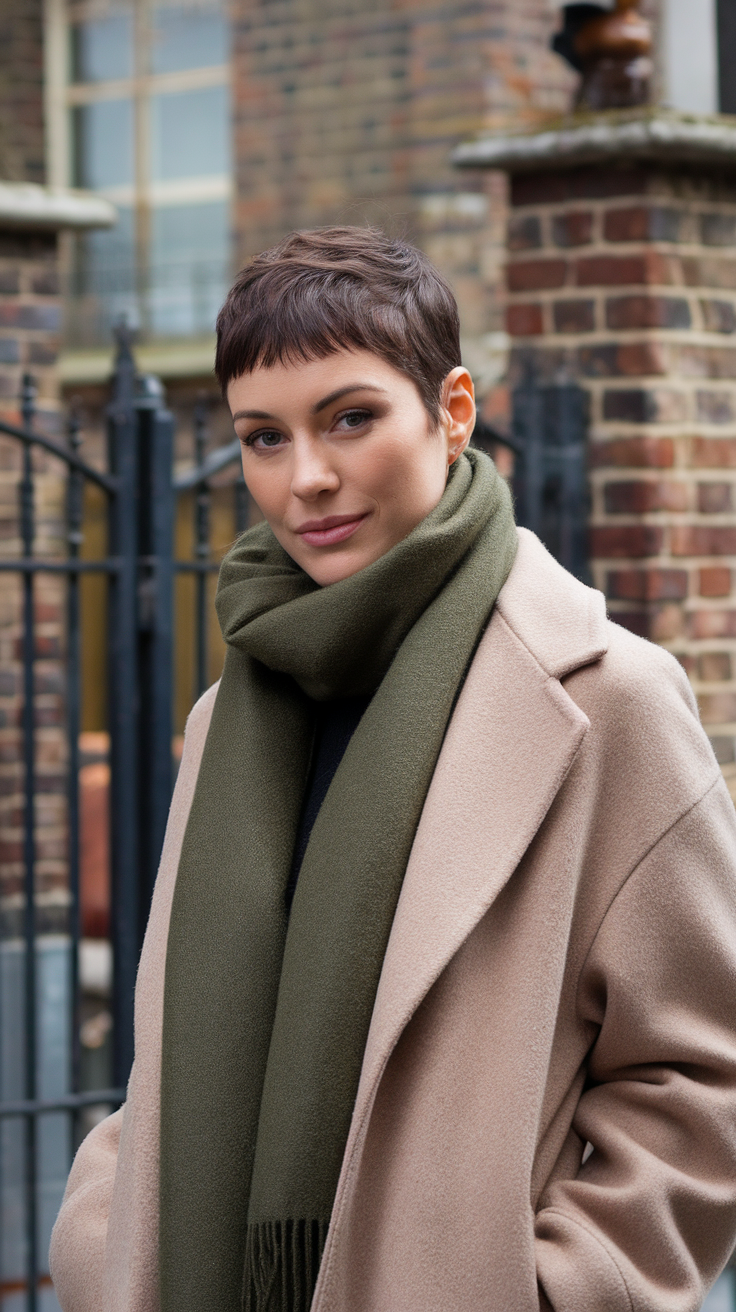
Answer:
[
  {"left": 53, "top": 0, "right": 232, "bottom": 346},
  {"left": 662, "top": 0, "right": 719, "bottom": 114}
]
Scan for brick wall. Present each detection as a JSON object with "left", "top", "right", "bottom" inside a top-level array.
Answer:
[
  {"left": 232, "top": 0, "right": 576, "bottom": 404},
  {"left": 0, "top": 228, "right": 66, "bottom": 935},
  {"left": 0, "top": 0, "right": 45, "bottom": 185},
  {"left": 505, "top": 162, "right": 736, "bottom": 799}
]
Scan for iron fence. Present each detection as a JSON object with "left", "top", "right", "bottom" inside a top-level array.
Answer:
[
  {"left": 0, "top": 327, "right": 244, "bottom": 1310},
  {"left": 509, "top": 366, "right": 590, "bottom": 583}
]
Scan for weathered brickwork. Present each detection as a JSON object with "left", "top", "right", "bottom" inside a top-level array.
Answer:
[
  {"left": 232, "top": 0, "right": 577, "bottom": 402},
  {"left": 0, "top": 228, "right": 67, "bottom": 935},
  {"left": 505, "top": 163, "right": 736, "bottom": 798},
  {"left": 0, "top": 0, "right": 45, "bottom": 185}
]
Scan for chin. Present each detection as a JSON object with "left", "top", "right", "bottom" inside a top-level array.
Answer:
[{"left": 303, "top": 550, "right": 372, "bottom": 587}]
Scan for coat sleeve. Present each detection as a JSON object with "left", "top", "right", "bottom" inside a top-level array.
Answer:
[
  {"left": 48, "top": 1108, "right": 124, "bottom": 1311},
  {"left": 535, "top": 776, "right": 736, "bottom": 1312}
]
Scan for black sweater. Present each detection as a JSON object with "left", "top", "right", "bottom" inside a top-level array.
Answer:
[{"left": 285, "top": 695, "right": 371, "bottom": 911}]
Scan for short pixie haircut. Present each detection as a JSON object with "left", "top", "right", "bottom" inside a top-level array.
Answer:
[{"left": 215, "top": 226, "right": 461, "bottom": 423}]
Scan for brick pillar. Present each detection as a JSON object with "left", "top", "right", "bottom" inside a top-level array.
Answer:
[{"left": 457, "top": 113, "right": 736, "bottom": 800}]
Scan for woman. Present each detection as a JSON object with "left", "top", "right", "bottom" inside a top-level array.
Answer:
[{"left": 51, "top": 227, "right": 736, "bottom": 1312}]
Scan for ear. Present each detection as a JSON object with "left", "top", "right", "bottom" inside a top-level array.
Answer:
[{"left": 440, "top": 367, "right": 476, "bottom": 465}]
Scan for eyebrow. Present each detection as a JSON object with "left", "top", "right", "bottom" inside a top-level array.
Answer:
[{"left": 231, "top": 383, "right": 387, "bottom": 423}]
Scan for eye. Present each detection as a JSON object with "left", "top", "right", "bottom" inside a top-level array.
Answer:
[
  {"left": 243, "top": 429, "right": 287, "bottom": 450},
  {"left": 337, "top": 408, "right": 371, "bottom": 431}
]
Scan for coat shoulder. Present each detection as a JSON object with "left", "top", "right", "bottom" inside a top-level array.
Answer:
[
  {"left": 563, "top": 617, "right": 721, "bottom": 811},
  {"left": 497, "top": 531, "right": 720, "bottom": 811}
]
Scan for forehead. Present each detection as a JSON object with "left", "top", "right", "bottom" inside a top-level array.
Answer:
[{"left": 226, "top": 347, "right": 417, "bottom": 417}]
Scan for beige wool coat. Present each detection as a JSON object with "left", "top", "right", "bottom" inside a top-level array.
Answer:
[{"left": 50, "top": 529, "right": 736, "bottom": 1312}]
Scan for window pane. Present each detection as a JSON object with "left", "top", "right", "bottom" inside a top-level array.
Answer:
[
  {"left": 150, "top": 85, "right": 229, "bottom": 180},
  {"left": 150, "top": 201, "right": 230, "bottom": 335},
  {"left": 72, "top": 99, "right": 134, "bottom": 189},
  {"left": 70, "top": 12, "right": 134, "bottom": 82},
  {"left": 67, "top": 206, "right": 139, "bottom": 344},
  {"left": 151, "top": 2, "right": 228, "bottom": 73}
]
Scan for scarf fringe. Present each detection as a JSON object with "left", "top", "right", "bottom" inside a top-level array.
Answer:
[{"left": 243, "top": 1218, "right": 330, "bottom": 1312}]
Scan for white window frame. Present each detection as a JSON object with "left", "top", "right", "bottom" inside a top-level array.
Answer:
[{"left": 44, "top": 0, "right": 233, "bottom": 342}]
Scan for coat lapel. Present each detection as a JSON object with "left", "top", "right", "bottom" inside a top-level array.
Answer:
[{"left": 314, "top": 531, "right": 608, "bottom": 1307}]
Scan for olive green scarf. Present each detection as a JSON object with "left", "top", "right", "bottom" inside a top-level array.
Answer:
[{"left": 160, "top": 449, "right": 517, "bottom": 1312}]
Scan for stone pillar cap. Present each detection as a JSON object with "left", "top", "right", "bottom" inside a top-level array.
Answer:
[
  {"left": 453, "top": 109, "right": 736, "bottom": 172},
  {"left": 0, "top": 182, "right": 116, "bottom": 230}
]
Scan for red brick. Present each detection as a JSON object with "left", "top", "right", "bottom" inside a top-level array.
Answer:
[
  {"left": 615, "top": 342, "right": 668, "bottom": 376},
  {"left": 507, "top": 259, "right": 567, "bottom": 292},
  {"left": 576, "top": 255, "right": 647, "bottom": 287},
  {"left": 699, "top": 652, "right": 732, "bottom": 679},
  {"left": 552, "top": 211, "right": 593, "bottom": 248},
  {"left": 606, "top": 568, "right": 688, "bottom": 601},
  {"left": 671, "top": 526, "right": 736, "bottom": 556},
  {"left": 689, "top": 609, "right": 736, "bottom": 639},
  {"left": 701, "top": 213, "right": 736, "bottom": 246},
  {"left": 690, "top": 437, "right": 736, "bottom": 468},
  {"left": 604, "top": 479, "right": 688, "bottom": 513},
  {"left": 697, "top": 482, "right": 733, "bottom": 513},
  {"left": 672, "top": 343, "right": 736, "bottom": 378},
  {"left": 603, "top": 206, "right": 684, "bottom": 243},
  {"left": 700, "top": 567, "right": 732, "bottom": 596},
  {"left": 610, "top": 610, "right": 653, "bottom": 638},
  {"left": 698, "top": 692, "right": 736, "bottom": 724},
  {"left": 608, "top": 605, "right": 684, "bottom": 641},
  {"left": 606, "top": 295, "right": 691, "bottom": 330},
  {"left": 696, "top": 390, "right": 736, "bottom": 424},
  {"left": 590, "top": 436, "right": 675, "bottom": 469},
  {"left": 510, "top": 167, "right": 648, "bottom": 207},
  {"left": 0, "top": 269, "right": 20, "bottom": 294},
  {"left": 506, "top": 303, "right": 544, "bottom": 337},
  {"left": 682, "top": 256, "right": 736, "bottom": 290},
  {"left": 576, "top": 250, "right": 681, "bottom": 288},
  {"left": 580, "top": 343, "right": 665, "bottom": 378},
  {"left": 552, "top": 299, "right": 595, "bottom": 333},
  {"left": 507, "top": 216, "right": 542, "bottom": 251},
  {"left": 590, "top": 525, "right": 664, "bottom": 558},
  {"left": 603, "top": 206, "right": 649, "bottom": 242},
  {"left": 602, "top": 389, "right": 688, "bottom": 424}
]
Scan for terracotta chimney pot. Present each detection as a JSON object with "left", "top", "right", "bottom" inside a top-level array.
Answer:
[{"left": 572, "top": 0, "right": 653, "bottom": 110}]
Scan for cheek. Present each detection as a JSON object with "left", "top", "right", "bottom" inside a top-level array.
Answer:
[
  {"left": 242, "top": 457, "right": 288, "bottom": 519},
  {"left": 366, "top": 439, "right": 446, "bottom": 524}
]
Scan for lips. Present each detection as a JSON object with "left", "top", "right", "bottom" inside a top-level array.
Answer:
[{"left": 295, "top": 512, "right": 369, "bottom": 547}]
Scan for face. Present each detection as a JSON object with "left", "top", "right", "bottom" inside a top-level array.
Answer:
[{"left": 228, "top": 348, "right": 476, "bottom": 585}]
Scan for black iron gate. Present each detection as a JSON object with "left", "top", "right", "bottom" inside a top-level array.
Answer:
[
  {"left": 0, "top": 328, "right": 245, "bottom": 1310},
  {"left": 0, "top": 336, "right": 588, "bottom": 1309},
  {"left": 510, "top": 367, "right": 590, "bottom": 583}
]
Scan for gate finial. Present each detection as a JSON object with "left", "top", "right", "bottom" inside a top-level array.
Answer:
[{"left": 111, "top": 316, "right": 137, "bottom": 410}]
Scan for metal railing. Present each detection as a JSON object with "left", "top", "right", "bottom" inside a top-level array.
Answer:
[
  {"left": 0, "top": 326, "right": 245, "bottom": 1309},
  {"left": 510, "top": 367, "right": 590, "bottom": 583}
]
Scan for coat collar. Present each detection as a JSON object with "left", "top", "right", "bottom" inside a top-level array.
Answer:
[
  {"left": 499, "top": 528, "right": 609, "bottom": 679},
  {"left": 315, "top": 531, "right": 608, "bottom": 1308}
]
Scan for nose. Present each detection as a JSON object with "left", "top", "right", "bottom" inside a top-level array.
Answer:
[{"left": 290, "top": 434, "right": 340, "bottom": 501}]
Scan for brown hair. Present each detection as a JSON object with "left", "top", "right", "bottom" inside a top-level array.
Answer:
[{"left": 215, "top": 226, "right": 461, "bottom": 422}]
